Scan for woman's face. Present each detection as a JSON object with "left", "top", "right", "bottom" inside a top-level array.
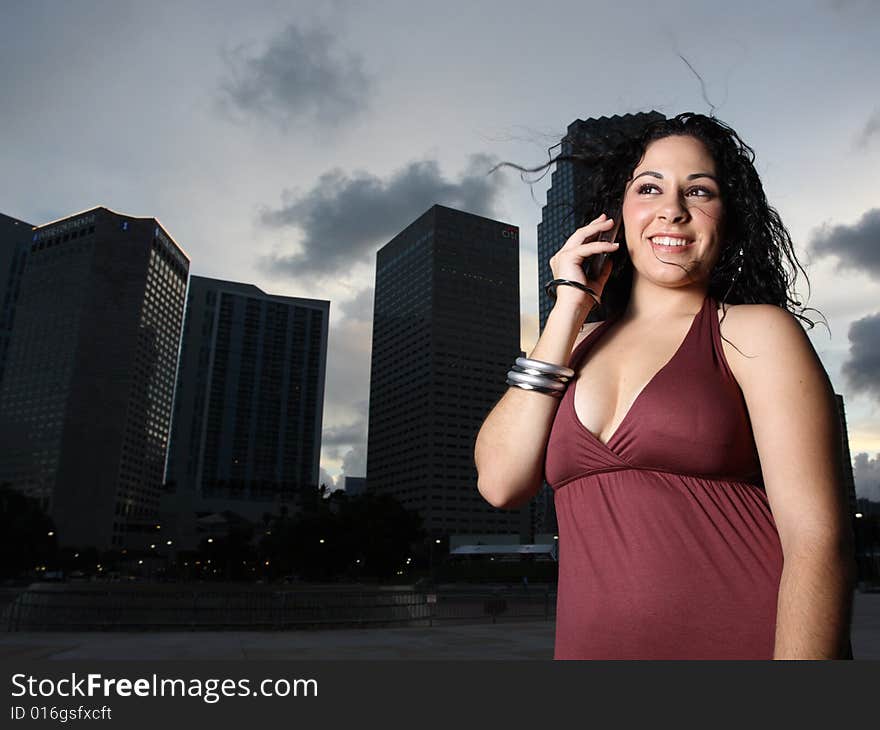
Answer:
[{"left": 621, "top": 134, "right": 725, "bottom": 288}]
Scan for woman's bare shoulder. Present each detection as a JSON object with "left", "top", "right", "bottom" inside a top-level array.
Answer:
[
  {"left": 715, "top": 301, "right": 801, "bottom": 343},
  {"left": 715, "top": 302, "right": 811, "bottom": 374}
]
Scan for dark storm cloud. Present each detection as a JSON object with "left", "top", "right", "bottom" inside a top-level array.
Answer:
[
  {"left": 218, "top": 23, "right": 372, "bottom": 129},
  {"left": 318, "top": 468, "right": 338, "bottom": 491},
  {"left": 841, "top": 311, "right": 880, "bottom": 401},
  {"left": 853, "top": 452, "right": 880, "bottom": 502},
  {"left": 341, "top": 442, "right": 367, "bottom": 481},
  {"left": 322, "top": 418, "right": 367, "bottom": 448},
  {"left": 806, "top": 208, "right": 880, "bottom": 279},
  {"left": 258, "top": 153, "right": 506, "bottom": 278},
  {"left": 322, "top": 408, "right": 368, "bottom": 482},
  {"left": 855, "top": 108, "right": 880, "bottom": 149}
]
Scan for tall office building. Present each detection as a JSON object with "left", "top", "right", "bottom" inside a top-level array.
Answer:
[
  {"left": 536, "top": 111, "right": 664, "bottom": 332},
  {"left": 366, "top": 204, "right": 524, "bottom": 538},
  {"left": 533, "top": 112, "right": 664, "bottom": 537},
  {"left": 343, "top": 476, "right": 366, "bottom": 497},
  {"left": 0, "top": 213, "right": 32, "bottom": 388},
  {"left": 0, "top": 207, "right": 189, "bottom": 549},
  {"left": 164, "top": 276, "right": 329, "bottom": 522}
]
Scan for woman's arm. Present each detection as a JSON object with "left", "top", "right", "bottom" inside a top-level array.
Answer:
[
  {"left": 726, "top": 304, "right": 857, "bottom": 659},
  {"left": 476, "top": 213, "right": 618, "bottom": 510},
  {"left": 474, "top": 291, "right": 597, "bottom": 509}
]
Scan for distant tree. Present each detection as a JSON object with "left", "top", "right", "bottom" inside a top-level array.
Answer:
[
  {"left": 339, "top": 493, "right": 425, "bottom": 579},
  {"left": 260, "top": 507, "right": 338, "bottom": 581},
  {"left": 0, "top": 482, "right": 57, "bottom": 578},
  {"left": 260, "top": 491, "right": 424, "bottom": 581},
  {"left": 198, "top": 516, "right": 257, "bottom": 580},
  {"left": 296, "top": 483, "right": 321, "bottom": 514}
]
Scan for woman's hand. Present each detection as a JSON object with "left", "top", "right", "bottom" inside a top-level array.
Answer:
[{"left": 548, "top": 213, "right": 620, "bottom": 307}]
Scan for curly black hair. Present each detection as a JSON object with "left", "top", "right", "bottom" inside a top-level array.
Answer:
[{"left": 491, "top": 112, "right": 824, "bottom": 333}]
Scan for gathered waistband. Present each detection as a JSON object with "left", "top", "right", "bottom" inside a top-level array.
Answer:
[{"left": 552, "top": 464, "right": 765, "bottom": 492}]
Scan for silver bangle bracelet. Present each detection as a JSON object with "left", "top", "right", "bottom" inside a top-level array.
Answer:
[
  {"left": 510, "top": 364, "right": 571, "bottom": 385},
  {"left": 506, "top": 377, "right": 565, "bottom": 398},
  {"left": 506, "top": 369, "right": 567, "bottom": 392},
  {"left": 515, "top": 357, "right": 574, "bottom": 380}
]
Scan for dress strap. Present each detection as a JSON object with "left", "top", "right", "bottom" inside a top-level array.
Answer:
[
  {"left": 567, "top": 317, "right": 614, "bottom": 370},
  {"left": 705, "top": 295, "right": 738, "bottom": 384}
]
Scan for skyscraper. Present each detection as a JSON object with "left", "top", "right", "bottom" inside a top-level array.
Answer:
[
  {"left": 0, "top": 207, "right": 189, "bottom": 549},
  {"left": 0, "top": 213, "right": 32, "bottom": 388},
  {"left": 367, "top": 204, "right": 523, "bottom": 538},
  {"left": 343, "top": 476, "right": 366, "bottom": 496},
  {"left": 164, "top": 276, "right": 329, "bottom": 522}
]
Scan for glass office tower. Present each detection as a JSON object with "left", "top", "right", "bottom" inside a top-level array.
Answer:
[
  {"left": 367, "top": 204, "right": 525, "bottom": 539},
  {"left": 0, "top": 207, "right": 189, "bottom": 549}
]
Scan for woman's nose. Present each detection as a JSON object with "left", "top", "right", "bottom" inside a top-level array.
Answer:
[{"left": 657, "top": 195, "right": 689, "bottom": 222}]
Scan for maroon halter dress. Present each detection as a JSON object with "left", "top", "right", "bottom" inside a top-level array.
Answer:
[{"left": 544, "top": 293, "right": 783, "bottom": 659}]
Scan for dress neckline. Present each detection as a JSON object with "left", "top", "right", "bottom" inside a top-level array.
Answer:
[{"left": 570, "top": 293, "right": 712, "bottom": 451}]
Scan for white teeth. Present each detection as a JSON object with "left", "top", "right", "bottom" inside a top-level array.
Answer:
[{"left": 651, "top": 236, "right": 692, "bottom": 247}]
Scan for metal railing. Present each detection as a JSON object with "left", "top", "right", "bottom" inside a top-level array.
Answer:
[{"left": 4, "top": 584, "right": 557, "bottom": 631}]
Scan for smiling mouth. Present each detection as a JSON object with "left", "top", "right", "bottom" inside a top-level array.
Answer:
[{"left": 650, "top": 236, "right": 694, "bottom": 249}]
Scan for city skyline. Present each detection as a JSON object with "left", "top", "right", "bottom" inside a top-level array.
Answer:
[{"left": 2, "top": 0, "right": 878, "bottom": 499}]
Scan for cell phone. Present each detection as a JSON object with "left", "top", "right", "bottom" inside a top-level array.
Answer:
[{"left": 584, "top": 211, "right": 622, "bottom": 281}]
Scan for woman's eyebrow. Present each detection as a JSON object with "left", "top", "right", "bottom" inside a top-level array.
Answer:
[{"left": 632, "top": 170, "right": 718, "bottom": 182}]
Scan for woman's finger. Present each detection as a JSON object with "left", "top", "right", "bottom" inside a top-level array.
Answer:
[{"left": 559, "top": 216, "right": 615, "bottom": 252}]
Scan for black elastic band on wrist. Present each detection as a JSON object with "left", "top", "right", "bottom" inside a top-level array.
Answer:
[{"left": 544, "top": 279, "right": 600, "bottom": 304}]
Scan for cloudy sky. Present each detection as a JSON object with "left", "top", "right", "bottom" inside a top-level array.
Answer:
[{"left": 2, "top": 0, "right": 879, "bottom": 499}]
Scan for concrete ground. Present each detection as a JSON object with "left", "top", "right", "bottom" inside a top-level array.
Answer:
[{"left": 1, "top": 592, "right": 877, "bottom": 660}]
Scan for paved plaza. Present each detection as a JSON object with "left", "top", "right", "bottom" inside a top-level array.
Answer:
[{"left": 1, "top": 591, "right": 877, "bottom": 660}]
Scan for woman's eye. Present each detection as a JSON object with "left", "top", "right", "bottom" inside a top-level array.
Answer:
[
  {"left": 636, "top": 183, "right": 714, "bottom": 197},
  {"left": 688, "top": 186, "right": 714, "bottom": 197}
]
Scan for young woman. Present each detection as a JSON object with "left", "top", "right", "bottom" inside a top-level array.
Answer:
[{"left": 475, "top": 113, "right": 856, "bottom": 659}]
